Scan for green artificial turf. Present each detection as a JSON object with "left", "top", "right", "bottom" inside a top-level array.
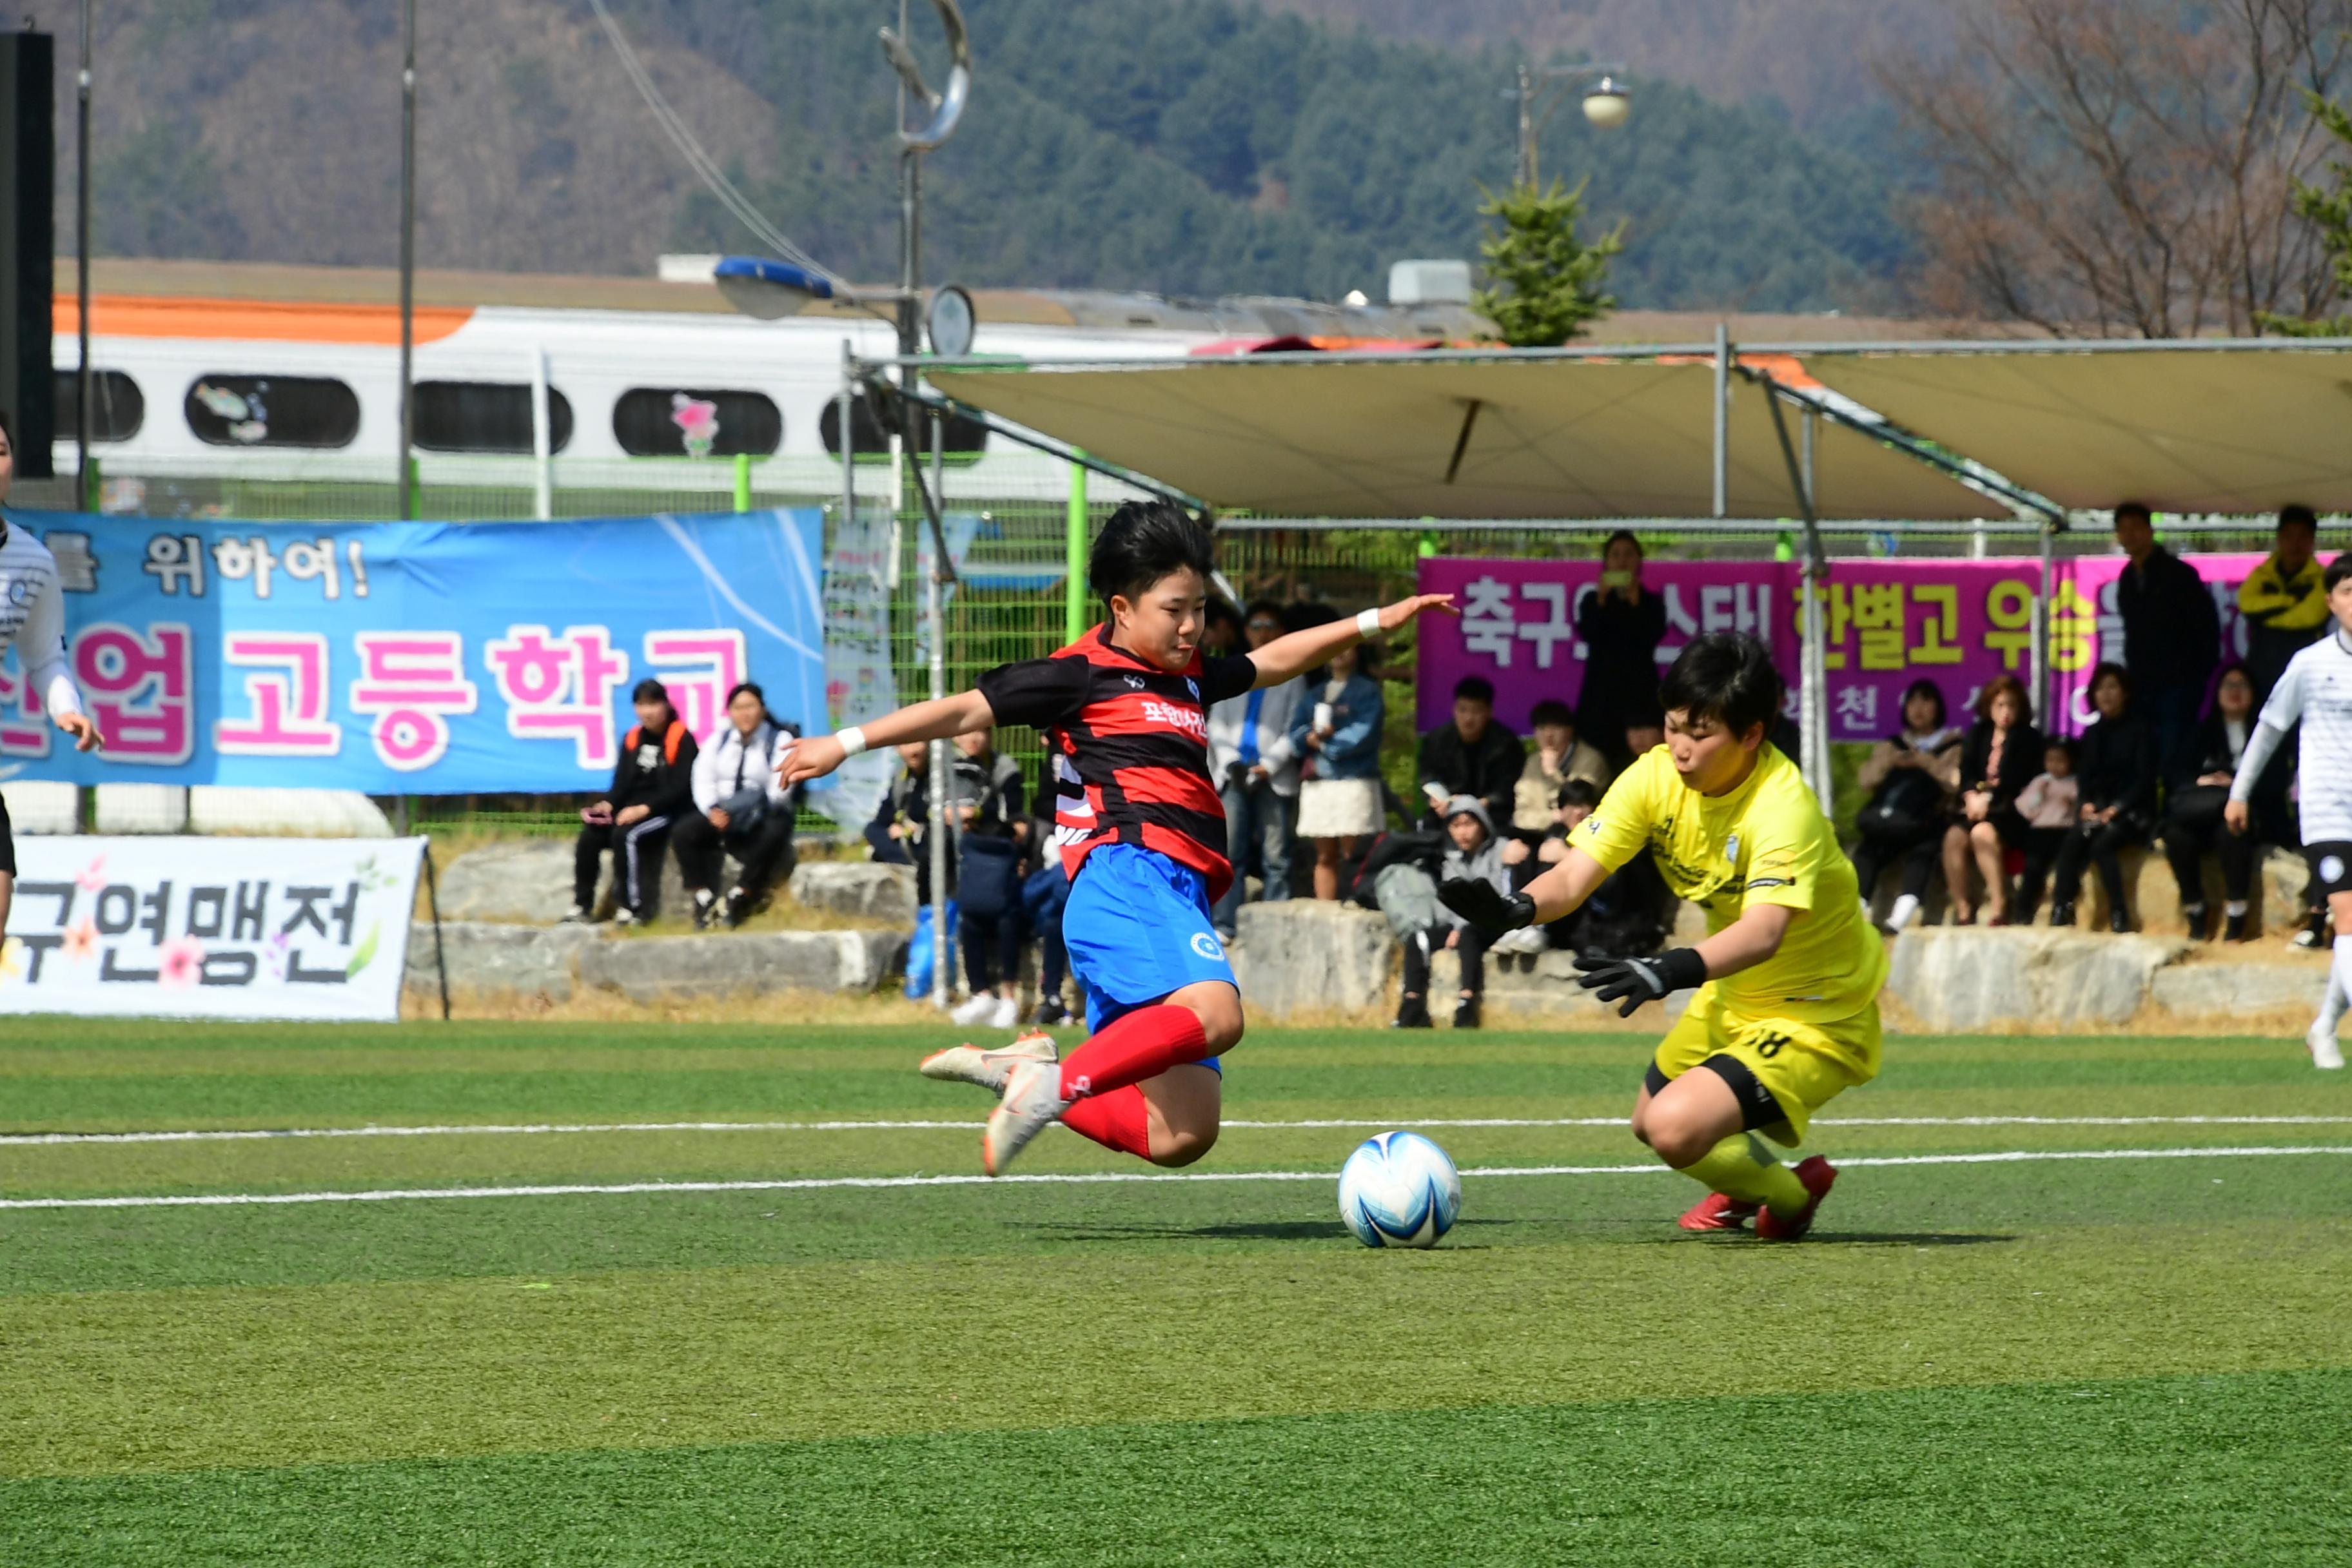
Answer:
[{"left": 1, "top": 1017, "right": 2346, "bottom": 1563}]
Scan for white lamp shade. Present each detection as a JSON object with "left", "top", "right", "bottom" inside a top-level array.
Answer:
[{"left": 1582, "top": 79, "right": 1631, "bottom": 130}]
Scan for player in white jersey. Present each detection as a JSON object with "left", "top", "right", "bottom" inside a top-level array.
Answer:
[
  {"left": 0, "top": 420, "right": 105, "bottom": 937},
  {"left": 2228, "top": 553, "right": 2352, "bottom": 1069}
]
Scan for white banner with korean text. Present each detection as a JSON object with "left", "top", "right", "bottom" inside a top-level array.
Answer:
[{"left": 0, "top": 836, "right": 424, "bottom": 1021}]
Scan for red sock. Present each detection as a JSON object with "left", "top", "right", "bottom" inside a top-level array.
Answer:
[
  {"left": 1059, "top": 1084, "right": 1153, "bottom": 1159},
  {"left": 1057, "top": 1004, "right": 1210, "bottom": 1100}
]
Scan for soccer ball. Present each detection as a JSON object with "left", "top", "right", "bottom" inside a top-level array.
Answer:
[{"left": 1337, "top": 1130, "right": 1462, "bottom": 1248}]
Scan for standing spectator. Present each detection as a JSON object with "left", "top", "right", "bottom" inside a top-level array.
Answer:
[
  {"left": 2012, "top": 740, "right": 2082, "bottom": 921},
  {"left": 2049, "top": 663, "right": 2159, "bottom": 932},
  {"left": 2112, "top": 502, "right": 2221, "bottom": 794},
  {"left": 1847, "top": 678, "right": 1963, "bottom": 932},
  {"left": 1200, "top": 599, "right": 1244, "bottom": 658},
  {"left": 1511, "top": 698, "right": 1611, "bottom": 834},
  {"left": 2155, "top": 664, "right": 2266, "bottom": 941},
  {"left": 1416, "top": 674, "right": 1524, "bottom": 829},
  {"left": 566, "top": 679, "right": 698, "bottom": 925},
  {"left": 1941, "top": 674, "right": 2043, "bottom": 926},
  {"left": 1019, "top": 752, "right": 1072, "bottom": 1026},
  {"left": 674, "top": 681, "right": 802, "bottom": 930},
  {"left": 1207, "top": 600, "right": 1307, "bottom": 939},
  {"left": 1292, "top": 639, "right": 1386, "bottom": 900},
  {"left": 1576, "top": 529, "right": 1668, "bottom": 767},
  {"left": 950, "top": 729, "right": 1028, "bottom": 1031},
  {"left": 865, "top": 741, "right": 943, "bottom": 901},
  {"left": 2239, "top": 504, "right": 2331, "bottom": 947},
  {"left": 1394, "top": 796, "right": 1507, "bottom": 1030}
]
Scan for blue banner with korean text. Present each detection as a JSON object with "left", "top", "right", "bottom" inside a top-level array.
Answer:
[{"left": 0, "top": 509, "right": 827, "bottom": 792}]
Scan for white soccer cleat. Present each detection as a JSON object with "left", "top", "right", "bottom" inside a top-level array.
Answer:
[
  {"left": 919, "top": 1030, "right": 1058, "bottom": 1094},
  {"left": 950, "top": 992, "right": 997, "bottom": 1026},
  {"left": 2309, "top": 1022, "right": 2345, "bottom": 1072},
  {"left": 983, "top": 1057, "right": 1072, "bottom": 1177},
  {"left": 989, "top": 994, "right": 1022, "bottom": 1031}
]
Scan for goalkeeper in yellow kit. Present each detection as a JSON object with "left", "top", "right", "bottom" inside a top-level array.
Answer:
[{"left": 1441, "top": 632, "right": 1886, "bottom": 1239}]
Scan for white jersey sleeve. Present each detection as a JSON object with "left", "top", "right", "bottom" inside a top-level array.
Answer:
[{"left": 21, "top": 560, "right": 82, "bottom": 719}]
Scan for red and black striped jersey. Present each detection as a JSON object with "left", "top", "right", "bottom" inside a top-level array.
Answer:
[{"left": 977, "top": 627, "right": 1259, "bottom": 900}]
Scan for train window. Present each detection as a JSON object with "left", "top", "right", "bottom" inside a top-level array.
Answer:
[
  {"left": 52, "top": 369, "right": 146, "bottom": 442},
  {"left": 612, "top": 387, "right": 781, "bottom": 458},
  {"left": 413, "top": 381, "right": 575, "bottom": 455},
  {"left": 819, "top": 391, "right": 988, "bottom": 463},
  {"left": 184, "top": 375, "right": 360, "bottom": 449}
]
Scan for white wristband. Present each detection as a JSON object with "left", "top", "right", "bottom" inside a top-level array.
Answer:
[
  {"left": 836, "top": 725, "right": 868, "bottom": 758},
  {"left": 1355, "top": 606, "right": 1383, "bottom": 638}
]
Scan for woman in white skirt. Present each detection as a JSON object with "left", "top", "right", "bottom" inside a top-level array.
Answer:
[{"left": 1291, "top": 640, "right": 1387, "bottom": 899}]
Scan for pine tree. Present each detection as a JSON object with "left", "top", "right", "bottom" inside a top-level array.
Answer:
[
  {"left": 1470, "top": 177, "right": 1626, "bottom": 348},
  {"left": 2259, "top": 88, "right": 2352, "bottom": 337}
]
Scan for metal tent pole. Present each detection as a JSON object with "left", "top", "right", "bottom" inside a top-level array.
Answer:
[
  {"left": 1711, "top": 322, "right": 1729, "bottom": 519},
  {"left": 529, "top": 346, "right": 553, "bottom": 520},
  {"left": 74, "top": 0, "right": 90, "bottom": 505},
  {"left": 1066, "top": 454, "right": 1088, "bottom": 645},
  {"left": 2035, "top": 520, "right": 2053, "bottom": 727},
  {"left": 397, "top": 0, "right": 416, "bottom": 521},
  {"left": 1754, "top": 371, "right": 1833, "bottom": 811}
]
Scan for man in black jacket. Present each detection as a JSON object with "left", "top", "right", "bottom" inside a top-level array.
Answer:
[
  {"left": 1415, "top": 675, "right": 1525, "bottom": 828},
  {"left": 565, "top": 678, "right": 698, "bottom": 925},
  {"left": 2112, "top": 502, "right": 2221, "bottom": 795}
]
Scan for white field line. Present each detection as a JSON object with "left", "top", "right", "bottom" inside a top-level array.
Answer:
[
  {"left": 3, "top": 1144, "right": 2347, "bottom": 1211},
  {"left": 6, "top": 1114, "right": 2352, "bottom": 1148}
]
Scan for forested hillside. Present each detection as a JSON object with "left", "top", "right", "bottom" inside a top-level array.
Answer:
[{"left": 68, "top": 0, "right": 1916, "bottom": 313}]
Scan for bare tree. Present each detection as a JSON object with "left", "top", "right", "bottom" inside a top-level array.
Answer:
[{"left": 1877, "top": 0, "right": 2352, "bottom": 337}]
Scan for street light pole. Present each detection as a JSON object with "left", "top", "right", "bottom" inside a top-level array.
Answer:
[
  {"left": 397, "top": 0, "right": 416, "bottom": 522},
  {"left": 1511, "top": 61, "right": 1631, "bottom": 186}
]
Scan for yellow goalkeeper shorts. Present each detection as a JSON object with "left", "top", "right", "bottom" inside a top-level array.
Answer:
[{"left": 1647, "top": 983, "right": 1881, "bottom": 1142}]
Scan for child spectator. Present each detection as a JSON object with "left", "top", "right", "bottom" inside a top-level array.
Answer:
[
  {"left": 1395, "top": 795, "right": 1507, "bottom": 1031},
  {"left": 1019, "top": 752, "right": 1072, "bottom": 1026},
  {"left": 1416, "top": 674, "right": 1524, "bottom": 829},
  {"left": 1292, "top": 639, "right": 1386, "bottom": 900},
  {"left": 565, "top": 678, "right": 698, "bottom": 925},
  {"left": 950, "top": 729, "right": 1028, "bottom": 1031},
  {"left": 1206, "top": 599, "right": 1308, "bottom": 939},
  {"left": 675, "top": 681, "right": 801, "bottom": 930},
  {"left": 2050, "top": 662, "right": 2159, "bottom": 931},
  {"left": 1511, "top": 698, "right": 1611, "bottom": 834},
  {"left": 1848, "top": 678, "right": 1963, "bottom": 932},
  {"left": 2013, "top": 737, "right": 2081, "bottom": 921},
  {"left": 866, "top": 741, "right": 944, "bottom": 903},
  {"left": 1498, "top": 778, "right": 1672, "bottom": 957}
]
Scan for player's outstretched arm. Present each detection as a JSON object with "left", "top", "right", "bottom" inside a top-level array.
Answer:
[
  {"left": 778, "top": 689, "right": 997, "bottom": 788},
  {"left": 1574, "top": 903, "right": 1794, "bottom": 1016},
  {"left": 1244, "top": 593, "right": 1456, "bottom": 689},
  {"left": 1443, "top": 843, "right": 1611, "bottom": 934}
]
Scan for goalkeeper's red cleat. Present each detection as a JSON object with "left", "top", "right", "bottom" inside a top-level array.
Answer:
[
  {"left": 1678, "top": 1191, "right": 1759, "bottom": 1231},
  {"left": 1755, "top": 1155, "right": 1837, "bottom": 1241}
]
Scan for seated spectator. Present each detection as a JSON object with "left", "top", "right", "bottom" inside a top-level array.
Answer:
[
  {"left": 1848, "top": 678, "right": 1963, "bottom": 931},
  {"left": 1941, "top": 674, "right": 2043, "bottom": 926},
  {"left": 1393, "top": 796, "right": 1507, "bottom": 1030},
  {"left": 674, "top": 681, "right": 801, "bottom": 930},
  {"left": 950, "top": 729, "right": 1028, "bottom": 1031},
  {"left": 1019, "top": 753, "right": 1072, "bottom": 1026},
  {"left": 1207, "top": 600, "right": 1306, "bottom": 940},
  {"left": 1511, "top": 698, "right": 1611, "bottom": 834},
  {"left": 1292, "top": 639, "right": 1386, "bottom": 900},
  {"left": 1416, "top": 674, "right": 1524, "bottom": 829},
  {"left": 2012, "top": 738, "right": 2081, "bottom": 920},
  {"left": 1200, "top": 598, "right": 1244, "bottom": 657},
  {"left": 1499, "top": 777, "right": 1672, "bottom": 957},
  {"left": 865, "top": 741, "right": 945, "bottom": 903},
  {"left": 565, "top": 679, "right": 698, "bottom": 925},
  {"left": 2157, "top": 663, "right": 2265, "bottom": 942},
  {"left": 2049, "top": 663, "right": 2158, "bottom": 931}
]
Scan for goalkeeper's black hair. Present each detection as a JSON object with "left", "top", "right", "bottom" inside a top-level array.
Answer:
[
  {"left": 1658, "top": 632, "right": 1783, "bottom": 740},
  {"left": 1089, "top": 500, "right": 1215, "bottom": 607}
]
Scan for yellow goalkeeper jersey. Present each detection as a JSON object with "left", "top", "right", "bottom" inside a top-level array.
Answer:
[{"left": 1571, "top": 743, "right": 1887, "bottom": 1024}]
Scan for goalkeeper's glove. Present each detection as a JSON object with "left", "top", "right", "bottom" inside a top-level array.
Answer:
[
  {"left": 1574, "top": 947, "right": 1709, "bottom": 1017},
  {"left": 1438, "top": 877, "right": 1537, "bottom": 934}
]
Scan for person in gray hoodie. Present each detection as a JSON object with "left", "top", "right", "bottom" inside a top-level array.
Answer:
[{"left": 1395, "top": 794, "right": 1510, "bottom": 1030}]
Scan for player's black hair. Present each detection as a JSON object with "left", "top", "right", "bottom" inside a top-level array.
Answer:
[
  {"left": 1658, "top": 632, "right": 1782, "bottom": 740},
  {"left": 1453, "top": 675, "right": 1496, "bottom": 705},
  {"left": 631, "top": 678, "right": 671, "bottom": 707},
  {"left": 1899, "top": 677, "right": 1947, "bottom": 731},
  {"left": 2113, "top": 500, "right": 2153, "bottom": 527},
  {"left": 2326, "top": 553, "right": 2352, "bottom": 594},
  {"left": 1529, "top": 698, "right": 1576, "bottom": 729},
  {"left": 1089, "top": 500, "right": 1215, "bottom": 607},
  {"left": 2280, "top": 503, "right": 2318, "bottom": 534},
  {"left": 725, "top": 681, "right": 765, "bottom": 707},
  {"left": 1556, "top": 777, "right": 1602, "bottom": 810},
  {"left": 2088, "top": 660, "right": 2133, "bottom": 703}
]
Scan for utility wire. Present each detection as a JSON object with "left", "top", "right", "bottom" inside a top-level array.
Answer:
[{"left": 585, "top": 0, "right": 848, "bottom": 290}]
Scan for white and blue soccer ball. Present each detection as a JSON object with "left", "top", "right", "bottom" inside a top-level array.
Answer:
[{"left": 1337, "top": 1130, "right": 1462, "bottom": 1248}]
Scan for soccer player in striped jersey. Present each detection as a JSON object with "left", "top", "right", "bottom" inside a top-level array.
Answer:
[
  {"left": 781, "top": 501, "right": 1453, "bottom": 1175},
  {"left": 2228, "top": 553, "right": 2352, "bottom": 1070}
]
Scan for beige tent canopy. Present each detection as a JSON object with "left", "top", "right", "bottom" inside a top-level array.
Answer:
[
  {"left": 1792, "top": 342, "right": 2352, "bottom": 516},
  {"left": 925, "top": 354, "right": 2002, "bottom": 521}
]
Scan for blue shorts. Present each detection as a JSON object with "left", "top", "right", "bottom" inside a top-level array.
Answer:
[{"left": 1063, "top": 842, "right": 1234, "bottom": 1072}]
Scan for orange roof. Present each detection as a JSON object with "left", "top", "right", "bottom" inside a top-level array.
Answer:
[{"left": 54, "top": 293, "right": 474, "bottom": 346}]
